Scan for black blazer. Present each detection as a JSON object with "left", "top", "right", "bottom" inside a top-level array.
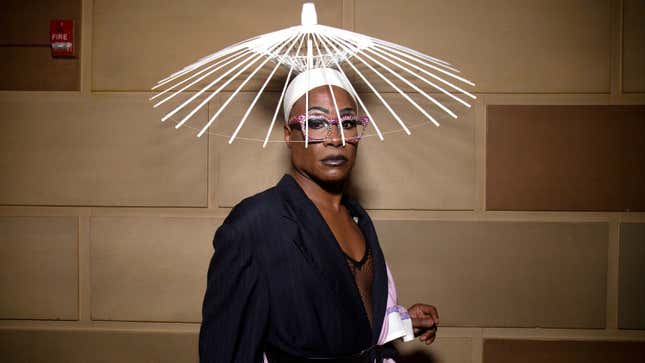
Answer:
[{"left": 199, "top": 174, "right": 389, "bottom": 363}]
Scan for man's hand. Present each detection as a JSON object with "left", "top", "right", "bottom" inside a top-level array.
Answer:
[{"left": 407, "top": 303, "right": 439, "bottom": 345}]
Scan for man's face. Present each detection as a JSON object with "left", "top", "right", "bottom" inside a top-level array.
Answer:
[{"left": 284, "top": 85, "right": 359, "bottom": 185}]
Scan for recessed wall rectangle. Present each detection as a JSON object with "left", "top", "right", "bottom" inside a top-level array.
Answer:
[
  {"left": 623, "top": 0, "right": 645, "bottom": 93},
  {"left": 0, "top": 0, "right": 81, "bottom": 45},
  {"left": 0, "top": 0, "right": 81, "bottom": 91},
  {"left": 0, "top": 94, "right": 208, "bottom": 207},
  {"left": 487, "top": 105, "right": 645, "bottom": 211},
  {"left": 0, "top": 328, "right": 197, "bottom": 363},
  {"left": 354, "top": 0, "right": 612, "bottom": 93},
  {"left": 619, "top": 223, "right": 645, "bottom": 330},
  {"left": 0, "top": 47, "right": 80, "bottom": 91},
  {"left": 376, "top": 220, "right": 608, "bottom": 328},
  {"left": 90, "top": 216, "right": 221, "bottom": 322},
  {"left": 395, "top": 338, "right": 472, "bottom": 363},
  {"left": 93, "top": 0, "right": 343, "bottom": 91},
  {"left": 483, "top": 339, "right": 645, "bottom": 363},
  {"left": 0, "top": 217, "right": 78, "bottom": 320}
]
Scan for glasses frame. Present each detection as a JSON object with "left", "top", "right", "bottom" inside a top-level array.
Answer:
[{"left": 287, "top": 113, "right": 370, "bottom": 143}]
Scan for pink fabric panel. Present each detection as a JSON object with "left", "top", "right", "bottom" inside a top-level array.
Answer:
[{"left": 379, "top": 262, "right": 399, "bottom": 363}]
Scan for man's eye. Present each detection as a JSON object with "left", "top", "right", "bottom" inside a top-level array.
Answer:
[
  {"left": 308, "top": 118, "right": 327, "bottom": 129},
  {"left": 342, "top": 119, "right": 357, "bottom": 129}
]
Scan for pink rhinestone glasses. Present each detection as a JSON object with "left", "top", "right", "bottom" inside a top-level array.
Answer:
[{"left": 287, "top": 113, "right": 369, "bottom": 143}]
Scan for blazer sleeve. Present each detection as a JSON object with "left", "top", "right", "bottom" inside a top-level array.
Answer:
[{"left": 199, "top": 222, "right": 269, "bottom": 363}]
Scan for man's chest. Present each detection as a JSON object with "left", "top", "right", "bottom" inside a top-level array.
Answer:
[{"left": 318, "top": 208, "right": 367, "bottom": 262}]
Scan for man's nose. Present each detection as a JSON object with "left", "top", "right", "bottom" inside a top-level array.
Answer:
[{"left": 323, "top": 124, "right": 344, "bottom": 146}]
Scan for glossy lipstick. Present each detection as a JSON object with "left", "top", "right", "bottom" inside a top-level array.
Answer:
[{"left": 320, "top": 155, "right": 348, "bottom": 166}]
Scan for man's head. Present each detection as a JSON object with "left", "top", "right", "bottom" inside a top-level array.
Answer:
[{"left": 282, "top": 68, "right": 365, "bottom": 186}]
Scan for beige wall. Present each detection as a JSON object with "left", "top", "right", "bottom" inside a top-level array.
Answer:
[{"left": 1, "top": 0, "right": 644, "bottom": 362}]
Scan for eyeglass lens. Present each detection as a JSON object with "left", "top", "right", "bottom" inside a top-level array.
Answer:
[{"left": 306, "top": 116, "right": 365, "bottom": 140}]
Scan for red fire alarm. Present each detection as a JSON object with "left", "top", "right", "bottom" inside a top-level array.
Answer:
[{"left": 50, "top": 19, "right": 75, "bottom": 57}]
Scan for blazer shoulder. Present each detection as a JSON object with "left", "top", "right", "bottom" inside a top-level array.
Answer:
[{"left": 223, "top": 186, "right": 284, "bottom": 230}]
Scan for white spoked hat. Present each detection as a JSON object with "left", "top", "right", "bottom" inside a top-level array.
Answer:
[{"left": 150, "top": 2, "right": 476, "bottom": 147}]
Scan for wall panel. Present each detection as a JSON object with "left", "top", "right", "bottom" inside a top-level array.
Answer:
[
  {"left": 93, "top": 0, "right": 343, "bottom": 91},
  {"left": 623, "top": 0, "right": 645, "bottom": 93},
  {"left": 395, "top": 337, "right": 472, "bottom": 363},
  {"left": 483, "top": 339, "right": 645, "bottom": 363},
  {"left": 90, "top": 216, "right": 221, "bottom": 322},
  {"left": 619, "top": 223, "right": 645, "bottom": 330},
  {"left": 377, "top": 220, "right": 608, "bottom": 328},
  {"left": 0, "top": 47, "right": 80, "bottom": 91},
  {"left": 0, "top": 328, "right": 197, "bottom": 363},
  {"left": 487, "top": 105, "right": 645, "bottom": 211},
  {"left": 0, "top": 94, "right": 208, "bottom": 207},
  {"left": 0, "top": 217, "right": 78, "bottom": 320},
  {"left": 354, "top": 0, "right": 612, "bottom": 93},
  {"left": 0, "top": 0, "right": 81, "bottom": 45},
  {"left": 0, "top": 0, "right": 81, "bottom": 91},
  {"left": 210, "top": 92, "right": 290, "bottom": 207}
]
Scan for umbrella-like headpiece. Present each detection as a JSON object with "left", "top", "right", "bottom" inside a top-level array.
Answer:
[{"left": 150, "top": 2, "right": 475, "bottom": 147}]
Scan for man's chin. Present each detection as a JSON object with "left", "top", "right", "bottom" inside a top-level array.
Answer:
[{"left": 315, "top": 168, "right": 351, "bottom": 185}]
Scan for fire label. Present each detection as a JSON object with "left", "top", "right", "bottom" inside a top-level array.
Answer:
[{"left": 50, "top": 20, "right": 74, "bottom": 57}]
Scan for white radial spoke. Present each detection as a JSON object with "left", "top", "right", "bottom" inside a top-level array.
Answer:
[
  {"left": 198, "top": 32, "right": 300, "bottom": 137},
  {"left": 326, "top": 34, "right": 440, "bottom": 127},
  {"left": 319, "top": 25, "right": 457, "bottom": 71},
  {"left": 357, "top": 31, "right": 454, "bottom": 67},
  {"left": 163, "top": 33, "right": 295, "bottom": 124},
  {"left": 312, "top": 35, "right": 345, "bottom": 145},
  {"left": 154, "top": 44, "right": 247, "bottom": 89},
  {"left": 155, "top": 49, "right": 256, "bottom": 110},
  {"left": 368, "top": 48, "right": 477, "bottom": 103},
  {"left": 174, "top": 52, "right": 263, "bottom": 127},
  {"left": 150, "top": 48, "right": 251, "bottom": 101},
  {"left": 263, "top": 36, "right": 306, "bottom": 148},
  {"left": 160, "top": 50, "right": 260, "bottom": 121},
  {"left": 155, "top": 29, "right": 291, "bottom": 86},
  {"left": 314, "top": 33, "right": 384, "bottom": 140},
  {"left": 175, "top": 32, "right": 291, "bottom": 132},
  {"left": 333, "top": 35, "right": 458, "bottom": 119},
  {"left": 318, "top": 33, "right": 411, "bottom": 135},
  {"left": 369, "top": 37, "right": 457, "bottom": 70},
  {"left": 227, "top": 33, "right": 305, "bottom": 143},
  {"left": 330, "top": 25, "right": 469, "bottom": 82},
  {"left": 350, "top": 30, "right": 457, "bottom": 71},
  {"left": 374, "top": 43, "right": 475, "bottom": 87},
  {"left": 305, "top": 35, "right": 312, "bottom": 148}
]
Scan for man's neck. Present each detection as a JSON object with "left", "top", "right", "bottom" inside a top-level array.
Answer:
[{"left": 291, "top": 170, "right": 344, "bottom": 211}]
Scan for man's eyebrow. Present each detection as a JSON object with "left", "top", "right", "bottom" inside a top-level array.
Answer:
[
  {"left": 308, "top": 106, "right": 329, "bottom": 113},
  {"left": 307, "top": 106, "right": 355, "bottom": 114}
]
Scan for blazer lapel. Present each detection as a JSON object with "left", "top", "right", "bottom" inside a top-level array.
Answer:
[{"left": 276, "top": 175, "right": 373, "bottom": 338}]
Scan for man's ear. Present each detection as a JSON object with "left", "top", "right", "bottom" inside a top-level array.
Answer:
[{"left": 283, "top": 125, "right": 292, "bottom": 149}]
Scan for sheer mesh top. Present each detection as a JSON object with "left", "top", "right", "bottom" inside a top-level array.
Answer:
[{"left": 342, "top": 243, "right": 374, "bottom": 328}]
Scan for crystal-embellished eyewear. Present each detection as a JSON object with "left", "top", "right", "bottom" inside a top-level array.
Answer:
[{"left": 287, "top": 113, "right": 369, "bottom": 143}]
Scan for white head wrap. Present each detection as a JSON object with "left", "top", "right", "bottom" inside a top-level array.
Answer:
[{"left": 283, "top": 67, "right": 355, "bottom": 122}]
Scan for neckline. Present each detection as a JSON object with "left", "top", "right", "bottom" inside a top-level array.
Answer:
[{"left": 343, "top": 243, "right": 370, "bottom": 269}]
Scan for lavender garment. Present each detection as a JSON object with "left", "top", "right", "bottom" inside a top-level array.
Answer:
[
  {"left": 261, "top": 262, "right": 402, "bottom": 363},
  {"left": 378, "top": 263, "right": 402, "bottom": 363}
]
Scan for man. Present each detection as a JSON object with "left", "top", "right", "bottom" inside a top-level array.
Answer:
[{"left": 199, "top": 68, "right": 439, "bottom": 363}]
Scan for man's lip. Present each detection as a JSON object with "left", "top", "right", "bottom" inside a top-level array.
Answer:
[{"left": 321, "top": 155, "right": 348, "bottom": 162}]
